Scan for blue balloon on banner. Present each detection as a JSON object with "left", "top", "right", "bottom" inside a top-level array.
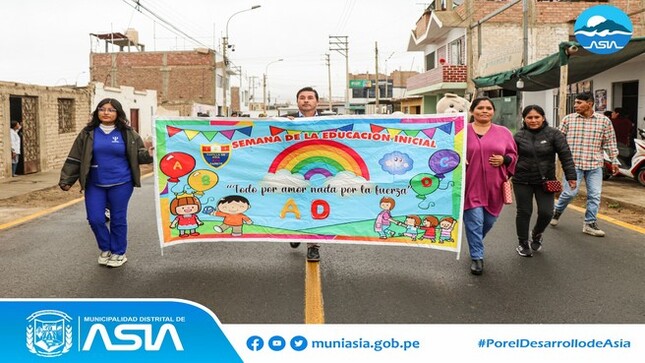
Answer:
[{"left": 428, "top": 149, "right": 460, "bottom": 178}]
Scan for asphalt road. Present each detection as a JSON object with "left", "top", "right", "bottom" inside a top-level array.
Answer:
[{"left": 1, "top": 177, "right": 643, "bottom": 324}]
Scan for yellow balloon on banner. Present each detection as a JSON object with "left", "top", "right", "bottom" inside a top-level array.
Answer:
[{"left": 187, "top": 169, "right": 218, "bottom": 195}]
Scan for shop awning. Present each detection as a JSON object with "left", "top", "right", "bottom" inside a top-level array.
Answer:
[{"left": 473, "top": 37, "right": 645, "bottom": 92}]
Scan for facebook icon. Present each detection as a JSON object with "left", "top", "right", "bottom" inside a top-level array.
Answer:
[{"left": 246, "top": 336, "right": 264, "bottom": 351}]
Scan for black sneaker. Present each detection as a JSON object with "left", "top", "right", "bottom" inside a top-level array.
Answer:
[
  {"left": 289, "top": 242, "right": 301, "bottom": 248},
  {"left": 470, "top": 259, "right": 483, "bottom": 275},
  {"left": 531, "top": 232, "right": 543, "bottom": 252},
  {"left": 306, "top": 246, "right": 320, "bottom": 262},
  {"left": 549, "top": 210, "right": 562, "bottom": 226},
  {"left": 516, "top": 240, "right": 533, "bottom": 257}
]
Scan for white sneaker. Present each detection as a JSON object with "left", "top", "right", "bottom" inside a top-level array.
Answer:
[
  {"left": 98, "top": 251, "right": 112, "bottom": 265},
  {"left": 582, "top": 222, "right": 605, "bottom": 237},
  {"left": 106, "top": 254, "right": 128, "bottom": 267},
  {"left": 549, "top": 210, "right": 562, "bottom": 226},
  {"left": 213, "top": 225, "right": 223, "bottom": 233}
]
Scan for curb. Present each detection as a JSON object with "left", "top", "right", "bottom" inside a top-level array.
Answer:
[{"left": 577, "top": 191, "right": 645, "bottom": 214}]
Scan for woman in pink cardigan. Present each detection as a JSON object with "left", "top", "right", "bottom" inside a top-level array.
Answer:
[{"left": 464, "top": 97, "right": 517, "bottom": 275}]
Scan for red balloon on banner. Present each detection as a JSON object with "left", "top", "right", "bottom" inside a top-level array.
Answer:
[{"left": 159, "top": 152, "right": 196, "bottom": 182}]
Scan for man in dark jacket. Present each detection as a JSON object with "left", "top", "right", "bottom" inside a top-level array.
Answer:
[{"left": 288, "top": 87, "right": 322, "bottom": 262}]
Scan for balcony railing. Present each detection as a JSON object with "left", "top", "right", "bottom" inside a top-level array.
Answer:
[{"left": 406, "top": 65, "right": 467, "bottom": 92}]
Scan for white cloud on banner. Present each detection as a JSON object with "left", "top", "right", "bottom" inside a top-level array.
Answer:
[{"left": 260, "top": 169, "right": 309, "bottom": 189}]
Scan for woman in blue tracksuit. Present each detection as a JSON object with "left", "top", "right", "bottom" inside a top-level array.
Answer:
[{"left": 59, "top": 98, "right": 154, "bottom": 267}]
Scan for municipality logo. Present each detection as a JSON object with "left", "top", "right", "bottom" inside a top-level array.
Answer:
[
  {"left": 574, "top": 5, "right": 633, "bottom": 55},
  {"left": 26, "top": 310, "right": 73, "bottom": 357}
]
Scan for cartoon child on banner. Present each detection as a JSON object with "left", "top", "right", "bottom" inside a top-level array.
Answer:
[
  {"left": 409, "top": 149, "right": 460, "bottom": 210},
  {"left": 437, "top": 216, "right": 457, "bottom": 243},
  {"left": 204, "top": 195, "right": 253, "bottom": 237},
  {"left": 374, "top": 196, "right": 396, "bottom": 239},
  {"left": 419, "top": 215, "right": 440, "bottom": 243},
  {"left": 169, "top": 194, "right": 204, "bottom": 237},
  {"left": 393, "top": 215, "right": 421, "bottom": 241}
]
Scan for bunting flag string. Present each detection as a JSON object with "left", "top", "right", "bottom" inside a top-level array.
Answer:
[
  {"left": 369, "top": 123, "right": 454, "bottom": 138},
  {"left": 165, "top": 121, "right": 453, "bottom": 143},
  {"left": 166, "top": 125, "right": 255, "bottom": 141},
  {"left": 270, "top": 124, "right": 355, "bottom": 136}
]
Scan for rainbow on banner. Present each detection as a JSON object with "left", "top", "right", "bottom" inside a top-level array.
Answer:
[{"left": 268, "top": 139, "right": 370, "bottom": 180}]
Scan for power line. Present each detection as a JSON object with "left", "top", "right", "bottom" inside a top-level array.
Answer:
[{"left": 121, "top": 0, "right": 211, "bottom": 49}]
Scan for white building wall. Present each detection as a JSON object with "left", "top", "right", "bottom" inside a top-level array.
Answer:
[
  {"left": 520, "top": 54, "right": 645, "bottom": 129},
  {"left": 591, "top": 55, "right": 645, "bottom": 130},
  {"left": 93, "top": 82, "right": 157, "bottom": 140}
]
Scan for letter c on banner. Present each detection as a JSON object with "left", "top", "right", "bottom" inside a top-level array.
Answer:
[{"left": 311, "top": 199, "right": 330, "bottom": 220}]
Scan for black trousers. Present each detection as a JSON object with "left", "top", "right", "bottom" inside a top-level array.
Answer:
[{"left": 513, "top": 183, "right": 554, "bottom": 241}]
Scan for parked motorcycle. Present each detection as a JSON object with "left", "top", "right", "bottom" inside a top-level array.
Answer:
[{"left": 603, "top": 128, "right": 645, "bottom": 186}]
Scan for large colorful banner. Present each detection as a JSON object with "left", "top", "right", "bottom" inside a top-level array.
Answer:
[{"left": 153, "top": 115, "right": 466, "bottom": 256}]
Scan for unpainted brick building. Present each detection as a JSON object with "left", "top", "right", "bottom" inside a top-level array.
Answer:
[
  {"left": 0, "top": 81, "right": 91, "bottom": 180},
  {"left": 90, "top": 49, "right": 223, "bottom": 116}
]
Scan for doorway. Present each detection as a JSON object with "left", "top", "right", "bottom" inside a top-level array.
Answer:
[
  {"left": 9, "top": 96, "right": 40, "bottom": 175},
  {"left": 130, "top": 108, "right": 139, "bottom": 133},
  {"left": 612, "top": 80, "right": 639, "bottom": 139}
]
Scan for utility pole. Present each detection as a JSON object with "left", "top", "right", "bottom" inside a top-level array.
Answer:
[
  {"left": 223, "top": 5, "right": 261, "bottom": 116},
  {"left": 516, "top": 0, "right": 529, "bottom": 128},
  {"left": 263, "top": 73, "right": 267, "bottom": 113},
  {"left": 325, "top": 53, "right": 332, "bottom": 111},
  {"left": 375, "top": 41, "right": 380, "bottom": 113},
  {"left": 384, "top": 52, "right": 394, "bottom": 102},
  {"left": 249, "top": 75, "right": 258, "bottom": 107},
  {"left": 222, "top": 36, "right": 229, "bottom": 116},
  {"left": 263, "top": 59, "right": 284, "bottom": 113},
  {"left": 329, "top": 35, "right": 349, "bottom": 113},
  {"left": 468, "top": 0, "right": 523, "bottom": 98}
]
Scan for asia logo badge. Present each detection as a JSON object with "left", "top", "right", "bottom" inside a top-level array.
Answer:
[{"left": 26, "top": 310, "right": 73, "bottom": 357}]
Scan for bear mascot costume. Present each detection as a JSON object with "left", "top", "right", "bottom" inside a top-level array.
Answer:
[{"left": 436, "top": 93, "right": 470, "bottom": 114}]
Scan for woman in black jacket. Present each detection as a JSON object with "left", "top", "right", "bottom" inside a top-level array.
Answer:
[{"left": 513, "top": 105, "right": 577, "bottom": 257}]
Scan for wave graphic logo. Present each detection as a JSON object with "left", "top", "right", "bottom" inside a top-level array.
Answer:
[{"left": 574, "top": 5, "right": 633, "bottom": 55}]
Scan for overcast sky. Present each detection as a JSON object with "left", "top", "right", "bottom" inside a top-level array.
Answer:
[{"left": 0, "top": 0, "right": 427, "bottom": 103}]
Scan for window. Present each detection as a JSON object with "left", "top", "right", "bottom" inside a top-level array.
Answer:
[
  {"left": 58, "top": 98, "right": 75, "bottom": 134},
  {"left": 425, "top": 51, "right": 436, "bottom": 71},
  {"left": 449, "top": 38, "right": 464, "bottom": 65}
]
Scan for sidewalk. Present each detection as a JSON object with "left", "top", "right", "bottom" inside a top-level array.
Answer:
[{"left": 0, "top": 169, "right": 62, "bottom": 201}]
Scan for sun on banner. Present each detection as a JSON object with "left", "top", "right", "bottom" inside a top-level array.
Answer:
[{"left": 153, "top": 115, "right": 466, "bottom": 256}]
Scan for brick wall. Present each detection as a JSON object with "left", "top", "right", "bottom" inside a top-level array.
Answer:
[
  {"left": 407, "top": 65, "right": 467, "bottom": 90},
  {"left": 91, "top": 50, "right": 217, "bottom": 115},
  {"left": 443, "top": 65, "right": 468, "bottom": 82},
  {"left": 469, "top": 1, "right": 643, "bottom": 33},
  {"left": 390, "top": 71, "right": 421, "bottom": 88},
  {"left": 0, "top": 82, "right": 91, "bottom": 180}
]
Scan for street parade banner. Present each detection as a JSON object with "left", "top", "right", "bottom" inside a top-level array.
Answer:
[{"left": 153, "top": 114, "right": 466, "bottom": 256}]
